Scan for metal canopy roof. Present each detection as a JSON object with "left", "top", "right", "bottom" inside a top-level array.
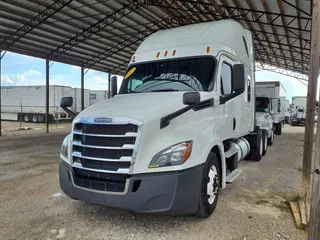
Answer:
[{"left": 0, "top": 0, "right": 312, "bottom": 80}]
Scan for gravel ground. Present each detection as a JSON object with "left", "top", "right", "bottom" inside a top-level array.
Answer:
[{"left": 0, "top": 125, "right": 308, "bottom": 240}]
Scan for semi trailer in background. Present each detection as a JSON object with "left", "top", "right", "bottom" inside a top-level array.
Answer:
[
  {"left": 59, "top": 20, "right": 274, "bottom": 218},
  {"left": 291, "top": 96, "right": 307, "bottom": 125},
  {"left": 1, "top": 85, "right": 73, "bottom": 123},
  {"left": 71, "top": 88, "right": 90, "bottom": 113},
  {"left": 255, "top": 81, "right": 286, "bottom": 135},
  {"left": 1, "top": 85, "right": 92, "bottom": 123},
  {"left": 89, "top": 90, "right": 108, "bottom": 106}
]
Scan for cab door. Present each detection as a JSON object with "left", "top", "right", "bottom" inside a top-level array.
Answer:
[{"left": 217, "top": 55, "right": 242, "bottom": 138}]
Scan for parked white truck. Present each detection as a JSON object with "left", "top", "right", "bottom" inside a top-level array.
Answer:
[
  {"left": 291, "top": 96, "right": 307, "bottom": 125},
  {"left": 256, "top": 81, "right": 286, "bottom": 135},
  {"left": 59, "top": 20, "right": 270, "bottom": 217},
  {"left": 255, "top": 96, "right": 274, "bottom": 150},
  {"left": 1, "top": 85, "right": 73, "bottom": 122}
]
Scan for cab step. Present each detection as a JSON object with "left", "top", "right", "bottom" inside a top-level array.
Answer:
[
  {"left": 226, "top": 169, "right": 243, "bottom": 184},
  {"left": 224, "top": 146, "right": 239, "bottom": 158}
]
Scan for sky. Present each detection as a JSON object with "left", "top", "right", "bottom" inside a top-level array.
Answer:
[{"left": 1, "top": 51, "right": 319, "bottom": 102}]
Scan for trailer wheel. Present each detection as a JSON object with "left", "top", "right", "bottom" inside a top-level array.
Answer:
[
  {"left": 262, "top": 130, "right": 268, "bottom": 156},
  {"left": 196, "top": 152, "right": 220, "bottom": 218},
  {"left": 275, "top": 122, "right": 282, "bottom": 135},
  {"left": 32, "top": 115, "right": 38, "bottom": 123},
  {"left": 23, "top": 114, "right": 31, "bottom": 122},
  {"left": 267, "top": 131, "right": 274, "bottom": 146}
]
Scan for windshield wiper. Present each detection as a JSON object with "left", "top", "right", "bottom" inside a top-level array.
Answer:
[{"left": 151, "top": 89, "right": 178, "bottom": 92}]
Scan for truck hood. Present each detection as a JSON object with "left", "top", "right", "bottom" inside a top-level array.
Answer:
[{"left": 76, "top": 92, "right": 212, "bottom": 123}]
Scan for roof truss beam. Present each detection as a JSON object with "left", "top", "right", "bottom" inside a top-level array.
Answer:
[
  {"left": 47, "top": 1, "right": 145, "bottom": 61},
  {"left": 0, "top": 0, "right": 73, "bottom": 52}
]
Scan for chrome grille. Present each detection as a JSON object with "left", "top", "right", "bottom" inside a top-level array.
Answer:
[{"left": 71, "top": 117, "right": 142, "bottom": 193}]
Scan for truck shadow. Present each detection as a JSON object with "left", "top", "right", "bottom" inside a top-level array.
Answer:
[{"left": 72, "top": 200, "right": 204, "bottom": 230}]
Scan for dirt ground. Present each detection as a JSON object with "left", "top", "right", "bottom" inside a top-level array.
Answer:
[
  {"left": 0, "top": 124, "right": 308, "bottom": 240},
  {"left": 1, "top": 120, "right": 71, "bottom": 135}
]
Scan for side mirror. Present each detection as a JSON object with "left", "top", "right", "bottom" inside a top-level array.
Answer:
[
  {"left": 60, "top": 97, "right": 73, "bottom": 108},
  {"left": 60, "top": 97, "right": 76, "bottom": 118},
  {"left": 277, "top": 99, "right": 281, "bottom": 113},
  {"left": 111, "top": 75, "right": 118, "bottom": 97},
  {"left": 183, "top": 92, "right": 200, "bottom": 106},
  {"left": 232, "top": 64, "right": 245, "bottom": 93}
]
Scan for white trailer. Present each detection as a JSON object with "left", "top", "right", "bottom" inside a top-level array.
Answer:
[
  {"left": 89, "top": 90, "right": 108, "bottom": 106},
  {"left": 71, "top": 88, "right": 90, "bottom": 113},
  {"left": 256, "top": 81, "right": 286, "bottom": 135},
  {"left": 285, "top": 99, "right": 290, "bottom": 123},
  {"left": 1, "top": 85, "right": 73, "bottom": 123},
  {"left": 291, "top": 96, "right": 307, "bottom": 125},
  {"left": 59, "top": 20, "right": 271, "bottom": 218}
]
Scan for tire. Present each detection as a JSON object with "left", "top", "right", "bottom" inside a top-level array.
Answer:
[
  {"left": 262, "top": 130, "right": 268, "bottom": 156},
  {"left": 267, "top": 131, "right": 274, "bottom": 146},
  {"left": 23, "top": 114, "right": 31, "bottom": 122},
  {"left": 32, "top": 115, "right": 38, "bottom": 123},
  {"left": 250, "top": 130, "right": 263, "bottom": 161},
  {"left": 276, "top": 122, "right": 282, "bottom": 135},
  {"left": 196, "top": 152, "right": 221, "bottom": 218}
]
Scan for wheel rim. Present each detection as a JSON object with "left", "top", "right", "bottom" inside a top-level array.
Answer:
[
  {"left": 24, "top": 115, "right": 29, "bottom": 122},
  {"left": 260, "top": 139, "right": 263, "bottom": 155},
  {"left": 207, "top": 165, "right": 219, "bottom": 204},
  {"left": 32, "top": 116, "right": 37, "bottom": 122}
]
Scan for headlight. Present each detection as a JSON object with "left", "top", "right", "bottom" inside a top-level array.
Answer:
[
  {"left": 149, "top": 141, "right": 192, "bottom": 168},
  {"left": 61, "top": 135, "right": 70, "bottom": 159}
]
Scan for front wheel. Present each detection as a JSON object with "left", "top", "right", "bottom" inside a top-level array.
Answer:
[
  {"left": 196, "top": 152, "right": 220, "bottom": 218},
  {"left": 267, "top": 131, "right": 274, "bottom": 146},
  {"left": 276, "top": 122, "right": 282, "bottom": 135},
  {"left": 250, "top": 130, "right": 263, "bottom": 161},
  {"left": 262, "top": 130, "right": 268, "bottom": 156}
]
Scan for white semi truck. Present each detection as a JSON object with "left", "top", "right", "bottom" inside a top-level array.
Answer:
[
  {"left": 256, "top": 81, "right": 286, "bottom": 135},
  {"left": 1, "top": 85, "right": 73, "bottom": 122},
  {"left": 59, "top": 20, "right": 270, "bottom": 217},
  {"left": 291, "top": 96, "right": 307, "bottom": 125}
]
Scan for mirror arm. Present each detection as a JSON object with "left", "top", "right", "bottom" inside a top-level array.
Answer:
[
  {"left": 220, "top": 89, "right": 244, "bottom": 104},
  {"left": 61, "top": 106, "right": 77, "bottom": 118}
]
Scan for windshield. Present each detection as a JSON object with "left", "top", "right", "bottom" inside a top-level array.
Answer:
[
  {"left": 119, "top": 57, "right": 215, "bottom": 94},
  {"left": 256, "top": 97, "right": 270, "bottom": 113}
]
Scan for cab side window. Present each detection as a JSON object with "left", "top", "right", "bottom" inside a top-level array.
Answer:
[{"left": 220, "top": 63, "right": 232, "bottom": 95}]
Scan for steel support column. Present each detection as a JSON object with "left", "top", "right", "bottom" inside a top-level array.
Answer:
[
  {"left": 45, "top": 59, "right": 49, "bottom": 133},
  {"left": 307, "top": 0, "right": 320, "bottom": 238},
  {"left": 81, "top": 65, "right": 84, "bottom": 111},
  {"left": 108, "top": 73, "right": 111, "bottom": 99}
]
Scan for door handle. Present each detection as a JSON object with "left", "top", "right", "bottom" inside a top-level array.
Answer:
[{"left": 233, "top": 118, "right": 236, "bottom": 130}]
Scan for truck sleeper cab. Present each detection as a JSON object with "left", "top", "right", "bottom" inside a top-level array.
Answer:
[{"left": 59, "top": 20, "right": 267, "bottom": 217}]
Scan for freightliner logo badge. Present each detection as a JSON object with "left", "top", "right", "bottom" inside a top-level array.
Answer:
[{"left": 94, "top": 117, "right": 113, "bottom": 123}]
